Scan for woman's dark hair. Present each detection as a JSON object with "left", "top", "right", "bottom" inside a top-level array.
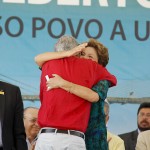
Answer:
[
  {"left": 87, "top": 39, "right": 109, "bottom": 67},
  {"left": 137, "top": 102, "right": 150, "bottom": 115}
]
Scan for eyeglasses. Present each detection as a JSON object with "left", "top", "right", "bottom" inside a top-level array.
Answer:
[
  {"left": 138, "top": 113, "right": 150, "bottom": 118},
  {"left": 24, "top": 116, "right": 37, "bottom": 123}
]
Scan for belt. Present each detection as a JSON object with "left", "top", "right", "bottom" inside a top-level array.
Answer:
[{"left": 41, "top": 128, "right": 85, "bottom": 139}]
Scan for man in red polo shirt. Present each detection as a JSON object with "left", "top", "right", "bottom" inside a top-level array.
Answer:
[{"left": 35, "top": 36, "right": 116, "bottom": 150}]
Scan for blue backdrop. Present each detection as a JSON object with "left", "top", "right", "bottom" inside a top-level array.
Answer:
[{"left": 0, "top": 1, "right": 150, "bottom": 98}]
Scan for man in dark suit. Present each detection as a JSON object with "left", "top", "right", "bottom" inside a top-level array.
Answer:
[
  {"left": 0, "top": 81, "right": 27, "bottom": 150},
  {"left": 119, "top": 102, "right": 150, "bottom": 150}
]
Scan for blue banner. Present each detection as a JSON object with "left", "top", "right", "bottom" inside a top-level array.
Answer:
[{"left": 0, "top": 0, "right": 150, "bottom": 98}]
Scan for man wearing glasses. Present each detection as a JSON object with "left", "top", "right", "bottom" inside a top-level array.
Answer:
[
  {"left": 24, "top": 107, "right": 40, "bottom": 150},
  {"left": 119, "top": 102, "right": 150, "bottom": 150}
]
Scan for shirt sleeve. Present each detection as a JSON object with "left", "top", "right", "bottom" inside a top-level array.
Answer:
[{"left": 92, "top": 80, "right": 110, "bottom": 101}]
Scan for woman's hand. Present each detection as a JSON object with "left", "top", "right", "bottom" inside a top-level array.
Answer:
[
  {"left": 46, "top": 74, "right": 65, "bottom": 90},
  {"left": 66, "top": 43, "right": 87, "bottom": 57}
]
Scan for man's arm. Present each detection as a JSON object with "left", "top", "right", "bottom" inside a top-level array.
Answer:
[{"left": 34, "top": 43, "right": 87, "bottom": 67}]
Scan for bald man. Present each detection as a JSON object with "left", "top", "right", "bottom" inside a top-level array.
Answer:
[{"left": 24, "top": 107, "right": 40, "bottom": 150}]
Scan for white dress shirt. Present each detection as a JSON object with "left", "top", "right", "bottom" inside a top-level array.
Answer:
[{"left": 26, "top": 138, "right": 31, "bottom": 150}]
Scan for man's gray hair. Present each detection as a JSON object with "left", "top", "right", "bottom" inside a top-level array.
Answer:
[{"left": 54, "top": 35, "right": 79, "bottom": 52}]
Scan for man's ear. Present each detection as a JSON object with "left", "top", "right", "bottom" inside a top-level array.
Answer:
[{"left": 106, "top": 115, "right": 109, "bottom": 123}]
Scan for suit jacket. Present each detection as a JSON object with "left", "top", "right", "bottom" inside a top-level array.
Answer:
[
  {"left": 136, "top": 130, "right": 150, "bottom": 150},
  {"left": 119, "top": 129, "right": 138, "bottom": 150},
  {"left": 0, "top": 81, "right": 27, "bottom": 150}
]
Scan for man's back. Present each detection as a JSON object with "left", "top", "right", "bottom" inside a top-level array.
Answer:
[
  {"left": 38, "top": 56, "right": 115, "bottom": 132},
  {"left": 119, "top": 130, "right": 138, "bottom": 150}
]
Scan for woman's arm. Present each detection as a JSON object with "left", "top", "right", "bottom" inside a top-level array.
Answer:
[
  {"left": 34, "top": 43, "right": 87, "bottom": 67},
  {"left": 46, "top": 74, "right": 103, "bottom": 102},
  {"left": 92, "top": 80, "right": 110, "bottom": 101}
]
